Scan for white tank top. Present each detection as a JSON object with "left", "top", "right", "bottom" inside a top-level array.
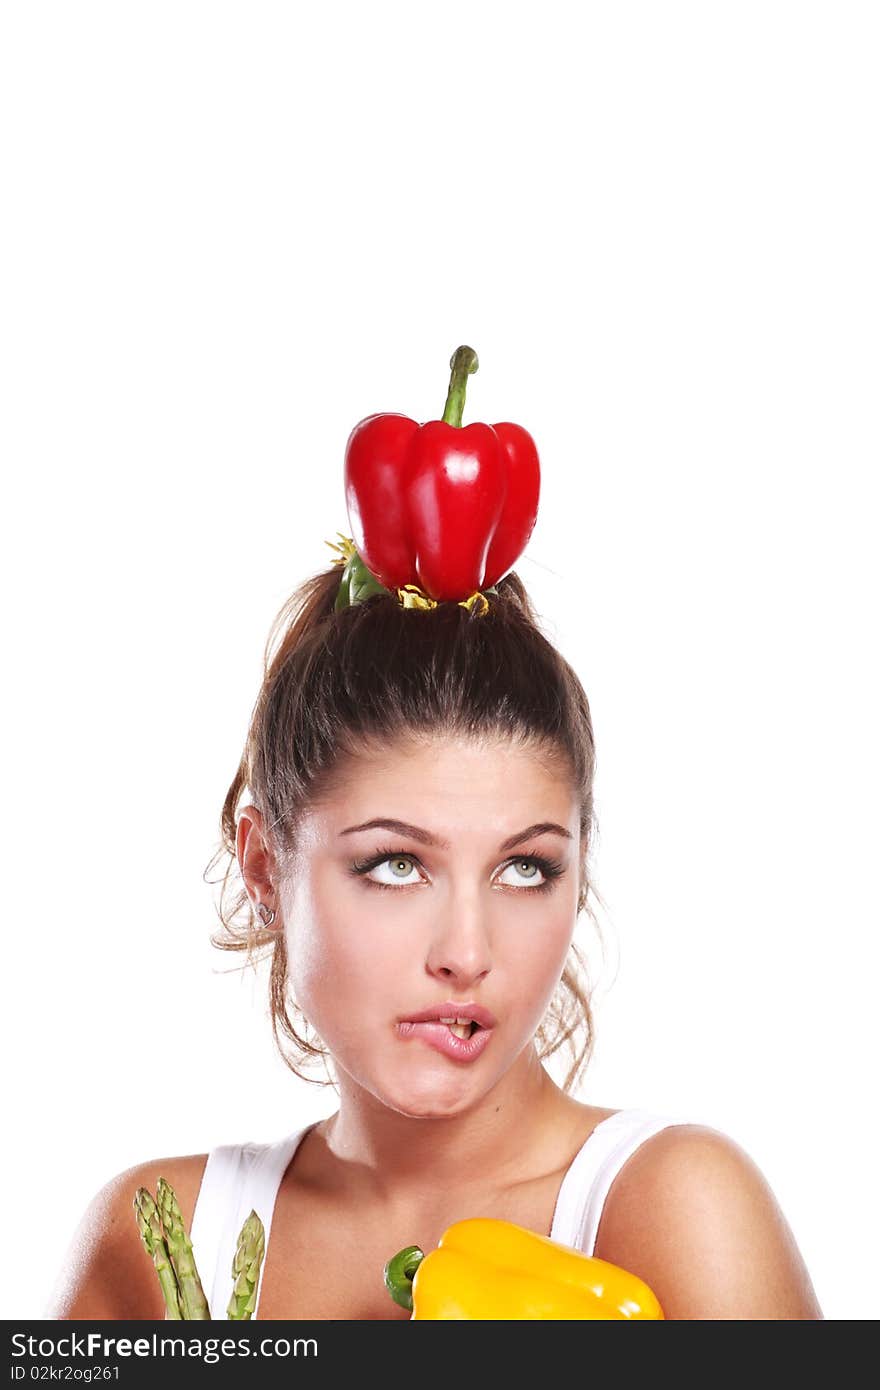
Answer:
[{"left": 190, "top": 1107, "right": 694, "bottom": 1318}]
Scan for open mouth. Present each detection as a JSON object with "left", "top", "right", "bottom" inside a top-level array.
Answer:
[
  {"left": 396, "top": 1015, "right": 493, "bottom": 1059},
  {"left": 446, "top": 1021, "right": 481, "bottom": 1039}
]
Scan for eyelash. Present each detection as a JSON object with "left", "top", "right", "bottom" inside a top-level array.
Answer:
[{"left": 349, "top": 847, "right": 565, "bottom": 894}]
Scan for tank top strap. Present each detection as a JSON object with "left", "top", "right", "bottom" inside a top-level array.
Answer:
[
  {"left": 190, "top": 1124, "right": 314, "bottom": 1319},
  {"left": 549, "top": 1107, "right": 697, "bottom": 1256}
]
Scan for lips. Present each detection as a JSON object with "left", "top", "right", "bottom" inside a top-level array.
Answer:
[
  {"left": 399, "top": 1000, "right": 497, "bottom": 1030},
  {"left": 396, "top": 1018, "right": 495, "bottom": 1062}
]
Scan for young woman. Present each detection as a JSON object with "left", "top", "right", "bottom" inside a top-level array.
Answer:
[{"left": 49, "top": 562, "right": 822, "bottom": 1320}]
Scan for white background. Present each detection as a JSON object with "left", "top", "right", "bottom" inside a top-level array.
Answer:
[{"left": 2, "top": 1, "right": 877, "bottom": 1321}]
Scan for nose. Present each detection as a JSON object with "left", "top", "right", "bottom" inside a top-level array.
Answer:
[{"left": 424, "top": 890, "right": 493, "bottom": 988}]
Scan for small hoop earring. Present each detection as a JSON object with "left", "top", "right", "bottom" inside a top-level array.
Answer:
[{"left": 256, "top": 903, "right": 276, "bottom": 927}]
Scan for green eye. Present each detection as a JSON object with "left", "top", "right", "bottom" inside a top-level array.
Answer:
[
  {"left": 388, "top": 856, "right": 415, "bottom": 878},
  {"left": 498, "top": 858, "right": 545, "bottom": 886},
  {"left": 353, "top": 852, "right": 422, "bottom": 888}
]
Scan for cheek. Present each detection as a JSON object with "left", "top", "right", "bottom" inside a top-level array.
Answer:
[
  {"left": 505, "top": 909, "right": 575, "bottom": 1009},
  {"left": 284, "top": 886, "right": 406, "bottom": 1013}
]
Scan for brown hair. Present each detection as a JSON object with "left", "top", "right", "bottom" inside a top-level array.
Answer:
[{"left": 205, "top": 561, "right": 607, "bottom": 1094}]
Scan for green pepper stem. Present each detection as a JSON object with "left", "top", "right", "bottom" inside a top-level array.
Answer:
[
  {"left": 441, "top": 345, "right": 479, "bottom": 427},
  {"left": 383, "top": 1245, "right": 425, "bottom": 1312}
]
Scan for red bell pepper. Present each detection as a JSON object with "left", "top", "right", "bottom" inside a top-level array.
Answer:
[{"left": 343, "top": 346, "right": 540, "bottom": 602}]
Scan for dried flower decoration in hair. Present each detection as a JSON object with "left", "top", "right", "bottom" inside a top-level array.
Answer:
[{"left": 329, "top": 345, "right": 541, "bottom": 613}]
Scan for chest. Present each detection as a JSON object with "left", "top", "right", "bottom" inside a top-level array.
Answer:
[{"left": 254, "top": 1170, "right": 570, "bottom": 1321}]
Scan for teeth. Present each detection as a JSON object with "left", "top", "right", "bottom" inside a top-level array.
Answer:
[
  {"left": 447, "top": 1021, "right": 473, "bottom": 1039},
  {"left": 432, "top": 1014, "right": 479, "bottom": 1038}
]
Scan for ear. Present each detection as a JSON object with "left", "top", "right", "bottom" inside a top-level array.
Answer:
[{"left": 236, "top": 804, "right": 278, "bottom": 919}]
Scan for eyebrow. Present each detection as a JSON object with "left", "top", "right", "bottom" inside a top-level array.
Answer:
[{"left": 338, "top": 818, "right": 573, "bottom": 852}]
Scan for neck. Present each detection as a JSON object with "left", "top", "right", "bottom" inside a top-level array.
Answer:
[{"left": 313, "top": 1044, "right": 571, "bottom": 1204}]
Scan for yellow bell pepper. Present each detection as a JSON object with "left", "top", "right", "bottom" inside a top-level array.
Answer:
[{"left": 384, "top": 1217, "right": 664, "bottom": 1320}]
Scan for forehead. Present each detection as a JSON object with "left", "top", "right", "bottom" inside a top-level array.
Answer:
[{"left": 309, "top": 733, "right": 577, "bottom": 836}]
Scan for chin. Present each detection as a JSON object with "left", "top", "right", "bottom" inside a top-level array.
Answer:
[
  {"left": 377, "top": 1072, "right": 488, "bottom": 1119},
  {"left": 388, "top": 1098, "right": 473, "bottom": 1120}
]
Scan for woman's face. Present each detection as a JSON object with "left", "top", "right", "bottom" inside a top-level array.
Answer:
[{"left": 278, "top": 734, "right": 583, "bottom": 1117}]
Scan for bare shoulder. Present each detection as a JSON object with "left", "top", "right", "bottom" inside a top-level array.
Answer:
[
  {"left": 593, "top": 1123, "right": 823, "bottom": 1320},
  {"left": 47, "top": 1152, "right": 209, "bottom": 1320}
]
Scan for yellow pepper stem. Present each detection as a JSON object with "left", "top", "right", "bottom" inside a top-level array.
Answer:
[{"left": 383, "top": 1244, "right": 425, "bottom": 1312}]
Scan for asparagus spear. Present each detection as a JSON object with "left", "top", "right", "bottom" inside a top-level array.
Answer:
[
  {"left": 156, "top": 1177, "right": 211, "bottom": 1320},
  {"left": 226, "top": 1210, "right": 266, "bottom": 1321},
  {"left": 133, "top": 1187, "right": 183, "bottom": 1320},
  {"left": 135, "top": 1179, "right": 267, "bottom": 1319}
]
